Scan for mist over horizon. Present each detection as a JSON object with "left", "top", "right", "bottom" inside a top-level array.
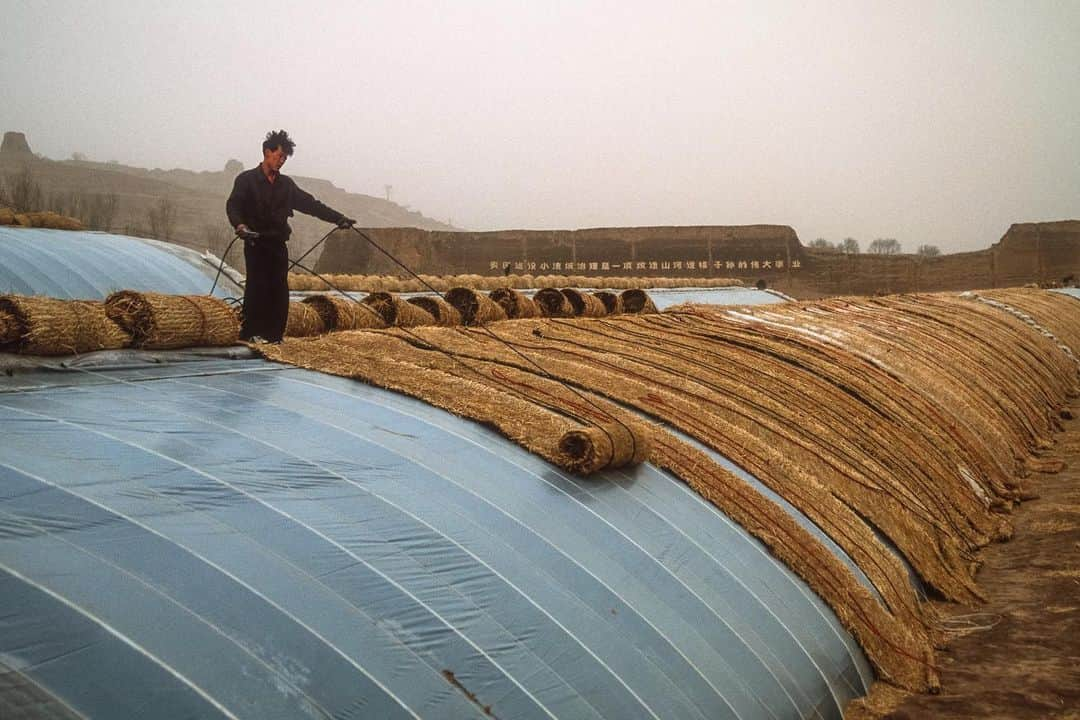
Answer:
[{"left": 3, "top": 1, "right": 1077, "bottom": 253}]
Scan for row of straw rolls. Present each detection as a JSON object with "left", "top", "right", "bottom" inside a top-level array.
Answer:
[
  {"left": 0, "top": 295, "right": 130, "bottom": 355},
  {"left": 283, "top": 287, "right": 658, "bottom": 336},
  {"left": 104, "top": 291, "right": 239, "bottom": 349},
  {"left": 288, "top": 272, "right": 743, "bottom": 292}
]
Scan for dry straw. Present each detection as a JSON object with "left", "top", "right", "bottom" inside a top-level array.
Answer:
[
  {"left": 0, "top": 210, "right": 83, "bottom": 230},
  {"left": 0, "top": 308, "right": 18, "bottom": 345},
  {"left": 0, "top": 295, "right": 130, "bottom": 355},
  {"left": 619, "top": 289, "right": 659, "bottom": 314},
  {"left": 560, "top": 288, "right": 607, "bottom": 317},
  {"left": 534, "top": 288, "right": 574, "bottom": 317},
  {"left": 444, "top": 287, "right": 508, "bottom": 325},
  {"left": 406, "top": 296, "right": 463, "bottom": 326},
  {"left": 284, "top": 301, "right": 326, "bottom": 337},
  {"left": 592, "top": 291, "right": 624, "bottom": 315},
  {"left": 105, "top": 291, "right": 238, "bottom": 349},
  {"left": 362, "top": 292, "right": 436, "bottom": 327},
  {"left": 489, "top": 287, "right": 541, "bottom": 319},
  {"left": 302, "top": 294, "right": 385, "bottom": 331},
  {"left": 652, "top": 432, "right": 935, "bottom": 691},
  {"left": 254, "top": 332, "right": 649, "bottom": 474}
]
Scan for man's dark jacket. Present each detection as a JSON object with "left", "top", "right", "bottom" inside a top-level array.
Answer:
[
  {"left": 226, "top": 167, "right": 345, "bottom": 239},
  {"left": 225, "top": 167, "right": 346, "bottom": 341}
]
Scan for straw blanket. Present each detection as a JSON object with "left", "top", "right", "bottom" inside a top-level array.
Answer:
[
  {"left": 244, "top": 288, "right": 1080, "bottom": 693},
  {"left": 256, "top": 333, "right": 649, "bottom": 474}
]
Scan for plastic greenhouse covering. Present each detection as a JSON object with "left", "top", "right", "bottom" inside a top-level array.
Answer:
[
  {"left": 0, "top": 227, "right": 241, "bottom": 299},
  {"left": 0, "top": 357, "right": 872, "bottom": 720}
]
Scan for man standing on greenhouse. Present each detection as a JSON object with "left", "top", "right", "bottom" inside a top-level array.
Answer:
[{"left": 226, "top": 129, "right": 355, "bottom": 343}]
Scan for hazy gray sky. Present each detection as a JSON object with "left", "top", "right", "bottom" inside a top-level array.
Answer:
[{"left": 3, "top": 1, "right": 1077, "bottom": 251}]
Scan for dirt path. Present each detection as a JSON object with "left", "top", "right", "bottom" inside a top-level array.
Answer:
[{"left": 851, "top": 407, "right": 1080, "bottom": 718}]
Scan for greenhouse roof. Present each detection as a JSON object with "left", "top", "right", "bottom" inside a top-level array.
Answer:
[
  {"left": 0, "top": 227, "right": 241, "bottom": 299},
  {"left": 0, "top": 356, "right": 870, "bottom": 719}
]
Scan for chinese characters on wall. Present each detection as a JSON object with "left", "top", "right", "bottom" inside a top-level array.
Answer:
[{"left": 486, "top": 258, "right": 801, "bottom": 273}]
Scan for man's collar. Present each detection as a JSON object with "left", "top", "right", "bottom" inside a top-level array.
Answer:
[{"left": 258, "top": 163, "right": 281, "bottom": 183}]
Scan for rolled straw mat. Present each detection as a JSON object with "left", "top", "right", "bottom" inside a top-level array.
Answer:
[
  {"left": 620, "top": 289, "right": 659, "bottom": 314},
  {"left": 592, "top": 291, "right": 624, "bottom": 315},
  {"left": 534, "top": 288, "right": 574, "bottom": 317},
  {"left": 105, "top": 291, "right": 239, "bottom": 349},
  {"left": 285, "top": 301, "right": 326, "bottom": 337},
  {"left": 560, "top": 288, "right": 607, "bottom": 317},
  {"left": 0, "top": 295, "right": 130, "bottom": 355},
  {"left": 302, "top": 294, "right": 385, "bottom": 331},
  {"left": 363, "top": 292, "right": 436, "bottom": 327},
  {"left": 406, "top": 296, "right": 463, "bottom": 326},
  {"left": 445, "top": 287, "right": 508, "bottom": 325},
  {"left": 489, "top": 287, "right": 541, "bottom": 319}
]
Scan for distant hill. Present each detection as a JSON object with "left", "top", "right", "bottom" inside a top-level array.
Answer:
[{"left": 0, "top": 130, "right": 455, "bottom": 270}]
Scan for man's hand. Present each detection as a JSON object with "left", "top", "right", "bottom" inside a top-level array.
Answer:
[{"left": 337, "top": 217, "right": 356, "bottom": 229}]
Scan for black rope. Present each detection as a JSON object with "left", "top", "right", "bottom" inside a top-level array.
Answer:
[{"left": 288, "top": 225, "right": 341, "bottom": 275}]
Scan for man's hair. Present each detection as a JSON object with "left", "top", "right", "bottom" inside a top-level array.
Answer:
[{"left": 262, "top": 129, "right": 295, "bottom": 156}]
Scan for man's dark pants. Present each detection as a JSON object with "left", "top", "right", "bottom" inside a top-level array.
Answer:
[{"left": 241, "top": 238, "right": 290, "bottom": 342}]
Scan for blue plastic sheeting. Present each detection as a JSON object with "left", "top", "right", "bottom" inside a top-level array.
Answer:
[
  {"left": 0, "top": 227, "right": 241, "bottom": 299},
  {"left": 0, "top": 360, "right": 870, "bottom": 719},
  {"left": 1051, "top": 288, "right": 1080, "bottom": 301},
  {"left": 643, "top": 287, "right": 787, "bottom": 310}
]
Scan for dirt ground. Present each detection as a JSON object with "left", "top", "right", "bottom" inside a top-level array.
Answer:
[{"left": 849, "top": 405, "right": 1080, "bottom": 719}]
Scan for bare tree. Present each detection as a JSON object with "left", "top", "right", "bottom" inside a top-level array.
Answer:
[
  {"left": 916, "top": 244, "right": 941, "bottom": 257},
  {"left": 147, "top": 197, "right": 178, "bottom": 240},
  {"left": 808, "top": 238, "right": 836, "bottom": 250},
  {"left": 5, "top": 166, "right": 44, "bottom": 212},
  {"left": 839, "top": 237, "right": 860, "bottom": 254},
  {"left": 867, "top": 237, "right": 902, "bottom": 255},
  {"left": 123, "top": 221, "right": 151, "bottom": 238},
  {"left": 86, "top": 194, "right": 119, "bottom": 231}
]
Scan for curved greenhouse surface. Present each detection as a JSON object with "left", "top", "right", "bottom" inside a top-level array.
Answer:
[
  {"left": 0, "top": 358, "right": 869, "bottom": 719},
  {"left": 0, "top": 227, "right": 242, "bottom": 299}
]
